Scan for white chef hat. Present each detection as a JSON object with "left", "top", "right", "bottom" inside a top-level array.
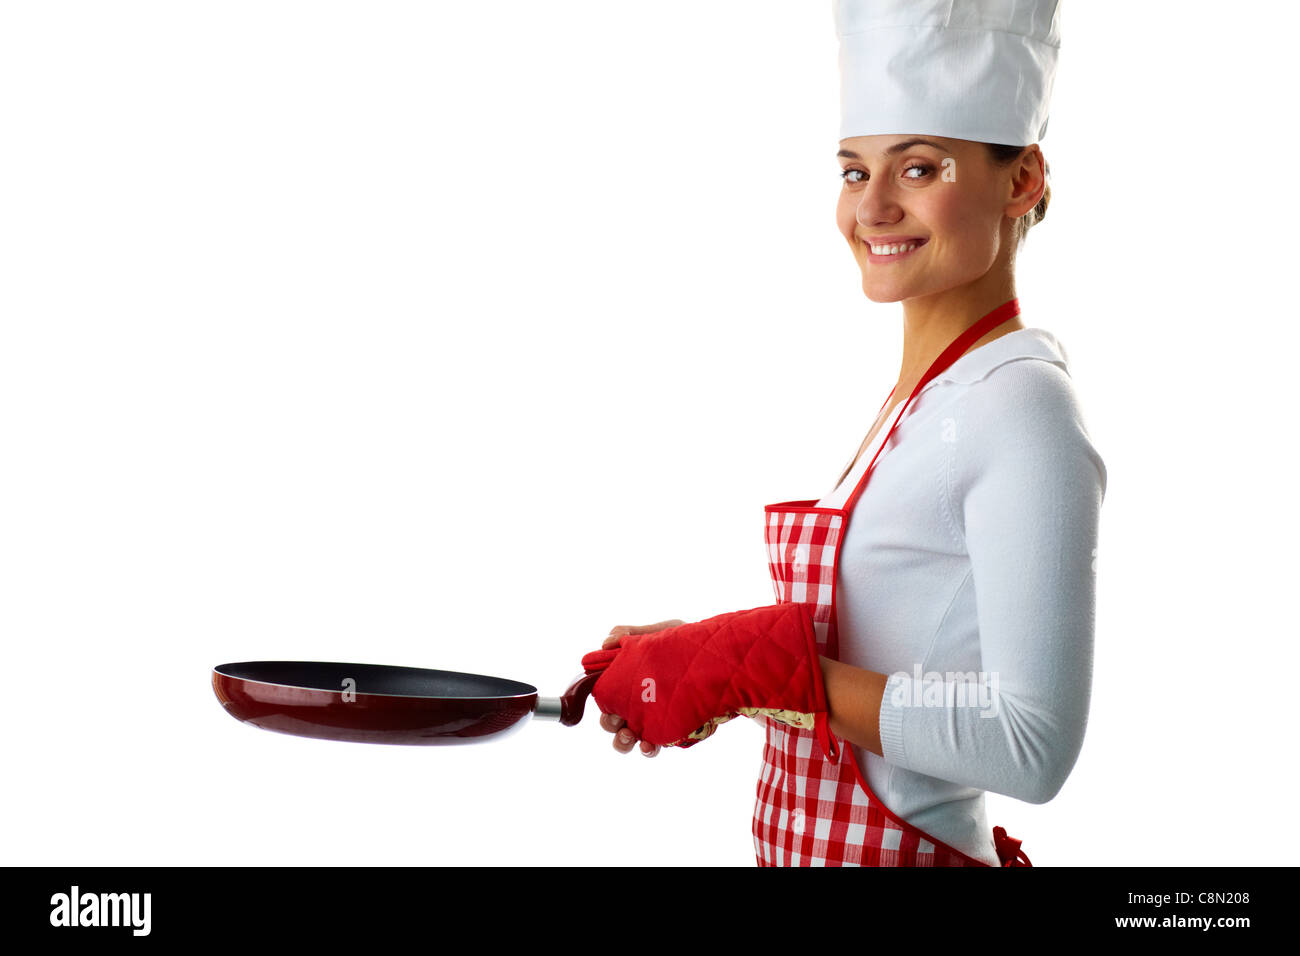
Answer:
[{"left": 834, "top": 0, "right": 1062, "bottom": 147}]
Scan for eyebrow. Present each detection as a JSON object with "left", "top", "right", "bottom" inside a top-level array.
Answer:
[{"left": 837, "top": 138, "right": 947, "bottom": 160}]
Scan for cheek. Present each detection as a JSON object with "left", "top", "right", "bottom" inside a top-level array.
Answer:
[
  {"left": 924, "top": 186, "right": 1001, "bottom": 259},
  {"left": 835, "top": 192, "right": 858, "bottom": 241},
  {"left": 918, "top": 187, "right": 968, "bottom": 232}
]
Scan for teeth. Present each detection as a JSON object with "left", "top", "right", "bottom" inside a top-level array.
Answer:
[{"left": 869, "top": 241, "right": 920, "bottom": 256}]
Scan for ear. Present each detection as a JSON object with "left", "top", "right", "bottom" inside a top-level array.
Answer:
[{"left": 1006, "top": 145, "right": 1047, "bottom": 219}]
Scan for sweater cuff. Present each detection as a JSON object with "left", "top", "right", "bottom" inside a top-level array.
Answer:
[{"left": 878, "top": 671, "right": 908, "bottom": 765}]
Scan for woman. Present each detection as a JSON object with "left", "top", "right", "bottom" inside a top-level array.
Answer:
[{"left": 583, "top": 0, "right": 1105, "bottom": 867}]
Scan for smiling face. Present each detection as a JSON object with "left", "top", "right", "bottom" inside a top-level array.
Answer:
[{"left": 835, "top": 134, "right": 1041, "bottom": 303}]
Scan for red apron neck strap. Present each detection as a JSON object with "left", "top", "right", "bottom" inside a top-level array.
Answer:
[{"left": 842, "top": 298, "right": 1020, "bottom": 517}]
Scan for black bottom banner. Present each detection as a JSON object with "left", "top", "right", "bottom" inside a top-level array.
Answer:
[{"left": 8, "top": 865, "right": 1284, "bottom": 942}]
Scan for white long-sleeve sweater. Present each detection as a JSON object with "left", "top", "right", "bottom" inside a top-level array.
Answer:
[{"left": 813, "top": 326, "right": 1106, "bottom": 866}]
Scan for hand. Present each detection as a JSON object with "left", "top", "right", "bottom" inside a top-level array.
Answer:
[
  {"left": 581, "top": 603, "right": 826, "bottom": 752},
  {"left": 598, "top": 619, "right": 685, "bottom": 757}
]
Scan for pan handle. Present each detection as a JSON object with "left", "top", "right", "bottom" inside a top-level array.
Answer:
[{"left": 534, "top": 672, "right": 600, "bottom": 727}]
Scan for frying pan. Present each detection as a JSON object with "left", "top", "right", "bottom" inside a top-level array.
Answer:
[{"left": 212, "top": 660, "right": 599, "bottom": 745}]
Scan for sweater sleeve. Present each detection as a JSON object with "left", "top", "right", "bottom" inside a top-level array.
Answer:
[{"left": 875, "top": 359, "right": 1107, "bottom": 804}]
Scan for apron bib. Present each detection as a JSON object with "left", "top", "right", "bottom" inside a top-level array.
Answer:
[{"left": 752, "top": 299, "right": 1033, "bottom": 868}]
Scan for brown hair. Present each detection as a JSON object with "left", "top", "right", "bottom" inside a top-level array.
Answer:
[{"left": 985, "top": 143, "right": 1050, "bottom": 248}]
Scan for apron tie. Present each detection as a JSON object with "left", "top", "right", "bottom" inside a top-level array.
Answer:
[
  {"left": 992, "top": 826, "right": 1033, "bottom": 867},
  {"left": 815, "top": 711, "right": 840, "bottom": 764}
]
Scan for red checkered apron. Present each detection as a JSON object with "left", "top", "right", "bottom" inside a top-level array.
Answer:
[{"left": 752, "top": 299, "right": 1032, "bottom": 867}]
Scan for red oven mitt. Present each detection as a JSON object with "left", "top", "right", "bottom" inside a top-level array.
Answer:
[{"left": 580, "top": 603, "right": 829, "bottom": 749}]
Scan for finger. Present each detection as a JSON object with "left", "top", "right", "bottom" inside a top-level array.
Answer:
[
  {"left": 613, "top": 727, "right": 637, "bottom": 754},
  {"left": 639, "top": 740, "right": 660, "bottom": 758},
  {"left": 607, "top": 619, "right": 686, "bottom": 645},
  {"left": 631, "top": 619, "right": 685, "bottom": 634},
  {"left": 599, "top": 712, "right": 626, "bottom": 734}
]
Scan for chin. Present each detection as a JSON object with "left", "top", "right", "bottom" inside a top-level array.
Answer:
[
  {"left": 859, "top": 264, "right": 988, "bottom": 304},
  {"left": 859, "top": 278, "right": 910, "bottom": 304}
]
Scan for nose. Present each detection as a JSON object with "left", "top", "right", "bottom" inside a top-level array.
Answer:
[{"left": 855, "top": 178, "right": 903, "bottom": 228}]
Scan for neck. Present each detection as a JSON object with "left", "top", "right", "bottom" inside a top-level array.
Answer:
[{"left": 893, "top": 257, "right": 1022, "bottom": 396}]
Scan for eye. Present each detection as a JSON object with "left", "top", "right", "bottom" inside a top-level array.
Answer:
[{"left": 840, "top": 163, "right": 933, "bottom": 186}]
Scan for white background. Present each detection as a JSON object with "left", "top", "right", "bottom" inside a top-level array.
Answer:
[{"left": 2, "top": 1, "right": 1296, "bottom": 866}]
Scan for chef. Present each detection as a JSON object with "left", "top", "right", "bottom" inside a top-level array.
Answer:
[{"left": 582, "top": 0, "right": 1105, "bottom": 867}]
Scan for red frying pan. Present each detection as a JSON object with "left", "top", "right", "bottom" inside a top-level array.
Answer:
[{"left": 212, "top": 661, "right": 599, "bottom": 745}]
